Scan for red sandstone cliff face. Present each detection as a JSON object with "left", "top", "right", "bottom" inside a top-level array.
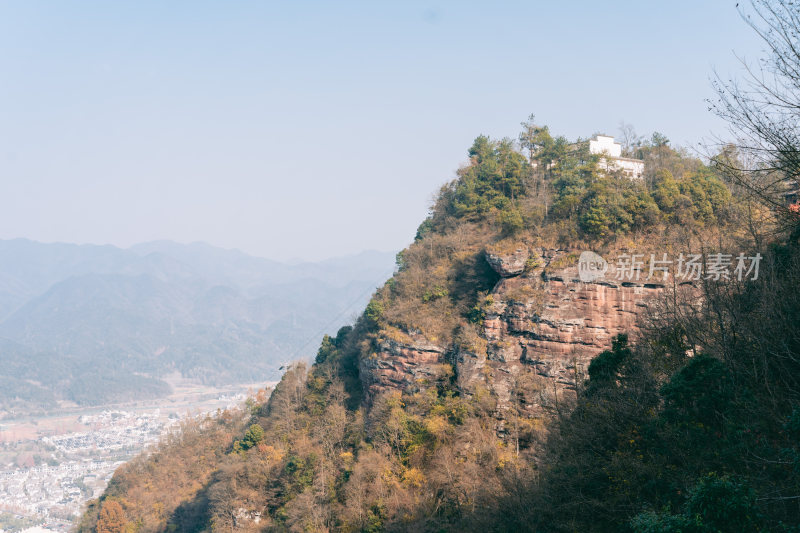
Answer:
[
  {"left": 474, "top": 248, "right": 663, "bottom": 416},
  {"left": 361, "top": 247, "right": 664, "bottom": 420},
  {"left": 360, "top": 335, "right": 446, "bottom": 398}
]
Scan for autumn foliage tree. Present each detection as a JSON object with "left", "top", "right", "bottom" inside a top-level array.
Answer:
[{"left": 96, "top": 500, "right": 127, "bottom": 533}]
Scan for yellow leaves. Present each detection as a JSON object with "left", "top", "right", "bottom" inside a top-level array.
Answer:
[
  {"left": 380, "top": 325, "right": 415, "bottom": 344},
  {"left": 430, "top": 363, "right": 454, "bottom": 382},
  {"left": 257, "top": 443, "right": 285, "bottom": 463},
  {"left": 450, "top": 250, "right": 474, "bottom": 263},
  {"left": 495, "top": 441, "right": 516, "bottom": 470},
  {"left": 381, "top": 465, "right": 397, "bottom": 484},
  {"left": 454, "top": 322, "right": 489, "bottom": 354},
  {"left": 339, "top": 451, "right": 354, "bottom": 463},
  {"left": 97, "top": 499, "right": 128, "bottom": 533},
  {"left": 402, "top": 467, "right": 426, "bottom": 488},
  {"left": 381, "top": 389, "right": 405, "bottom": 410},
  {"left": 255, "top": 388, "right": 269, "bottom": 404},
  {"left": 151, "top": 501, "right": 165, "bottom": 519},
  {"left": 424, "top": 415, "right": 449, "bottom": 440},
  {"left": 548, "top": 252, "right": 580, "bottom": 270}
]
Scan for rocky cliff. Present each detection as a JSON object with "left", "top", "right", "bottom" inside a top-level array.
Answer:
[
  {"left": 78, "top": 127, "right": 753, "bottom": 533},
  {"left": 361, "top": 246, "right": 664, "bottom": 423}
]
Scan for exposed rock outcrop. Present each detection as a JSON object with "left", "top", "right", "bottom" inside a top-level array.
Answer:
[
  {"left": 360, "top": 334, "right": 447, "bottom": 400},
  {"left": 363, "top": 248, "right": 664, "bottom": 421},
  {"left": 485, "top": 247, "right": 530, "bottom": 277},
  {"left": 473, "top": 249, "right": 663, "bottom": 417}
]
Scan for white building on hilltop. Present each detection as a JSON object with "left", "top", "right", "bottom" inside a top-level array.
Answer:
[{"left": 589, "top": 135, "right": 644, "bottom": 180}]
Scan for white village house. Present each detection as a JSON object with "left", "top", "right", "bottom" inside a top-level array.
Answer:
[{"left": 588, "top": 135, "right": 644, "bottom": 180}]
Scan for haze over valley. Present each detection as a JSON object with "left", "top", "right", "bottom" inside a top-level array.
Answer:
[
  {"left": 3, "top": 1, "right": 800, "bottom": 532},
  {"left": 0, "top": 239, "right": 395, "bottom": 416}
]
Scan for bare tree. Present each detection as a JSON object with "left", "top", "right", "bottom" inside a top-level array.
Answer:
[
  {"left": 710, "top": 0, "right": 800, "bottom": 232},
  {"left": 618, "top": 121, "right": 642, "bottom": 157}
]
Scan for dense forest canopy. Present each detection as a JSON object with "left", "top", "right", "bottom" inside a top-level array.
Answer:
[{"left": 421, "top": 119, "right": 736, "bottom": 248}]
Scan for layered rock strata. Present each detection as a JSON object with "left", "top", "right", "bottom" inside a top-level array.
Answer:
[{"left": 361, "top": 248, "right": 664, "bottom": 420}]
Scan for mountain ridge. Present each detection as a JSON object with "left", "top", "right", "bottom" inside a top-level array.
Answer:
[
  {"left": 78, "top": 125, "right": 799, "bottom": 532},
  {"left": 0, "top": 239, "right": 396, "bottom": 414}
]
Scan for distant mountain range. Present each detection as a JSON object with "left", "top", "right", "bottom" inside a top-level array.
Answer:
[{"left": 0, "top": 239, "right": 396, "bottom": 415}]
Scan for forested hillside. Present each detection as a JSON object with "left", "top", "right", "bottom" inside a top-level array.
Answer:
[
  {"left": 78, "top": 5, "right": 800, "bottom": 526},
  {"left": 78, "top": 102, "right": 800, "bottom": 531},
  {"left": 0, "top": 241, "right": 394, "bottom": 414}
]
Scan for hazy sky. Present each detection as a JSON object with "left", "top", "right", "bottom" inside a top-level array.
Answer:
[{"left": 0, "top": 1, "right": 765, "bottom": 261}]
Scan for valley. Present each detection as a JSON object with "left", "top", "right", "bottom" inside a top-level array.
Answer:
[
  {"left": 0, "top": 380, "right": 272, "bottom": 531},
  {"left": 0, "top": 240, "right": 393, "bottom": 414}
]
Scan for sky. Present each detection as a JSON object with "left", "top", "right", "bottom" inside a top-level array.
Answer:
[{"left": 0, "top": 1, "right": 766, "bottom": 261}]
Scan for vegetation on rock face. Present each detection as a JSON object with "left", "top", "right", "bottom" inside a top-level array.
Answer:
[
  {"left": 370, "top": 119, "right": 742, "bottom": 349},
  {"left": 484, "top": 242, "right": 800, "bottom": 532},
  {"left": 80, "top": 3, "right": 800, "bottom": 529},
  {"left": 78, "top": 115, "right": 783, "bottom": 531}
]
